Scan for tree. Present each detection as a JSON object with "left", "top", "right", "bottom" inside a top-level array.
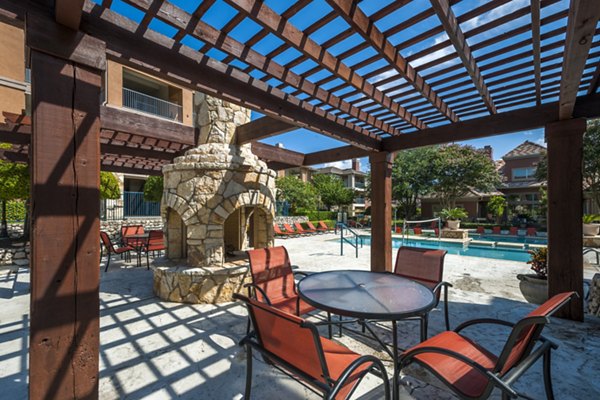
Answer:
[
  {"left": 431, "top": 144, "right": 501, "bottom": 209},
  {"left": 100, "top": 172, "right": 121, "bottom": 200},
  {"left": 275, "top": 175, "right": 317, "bottom": 214},
  {"left": 584, "top": 119, "right": 600, "bottom": 209},
  {"left": 143, "top": 175, "right": 164, "bottom": 202},
  {"left": 312, "top": 174, "right": 355, "bottom": 210},
  {"left": 391, "top": 146, "right": 439, "bottom": 219},
  {"left": 487, "top": 195, "right": 507, "bottom": 224},
  {"left": 0, "top": 161, "right": 29, "bottom": 238}
]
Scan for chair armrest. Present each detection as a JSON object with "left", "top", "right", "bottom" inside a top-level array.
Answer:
[
  {"left": 293, "top": 271, "right": 311, "bottom": 278},
  {"left": 454, "top": 318, "right": 515, "bottom": 333},
  {"left": 242, "top": 283, "right": 272, "bottom": 305},
  {"left": 432, "top": 281, "right": 453, "bottom": 294},
  {"left": 331, "top": 355, "right": 389, "bottom": 399}
]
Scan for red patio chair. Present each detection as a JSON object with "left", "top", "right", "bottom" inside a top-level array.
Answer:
[
  {"left": 431, "top": 221, "right": 438, "bottom": 229},
  {"left": 307, "top": 221, "right": 328, "bottom": 233},
  {"left": 318, "top": 220, "right": 334, "bottom": 231},
  {"left": 121, "top": 224, "right": 144, "bottom": 240},
  {"left": 527, "top": 227, "right": 537, "bottom": 237},
  {"left": 395, "top": 226, "right": 402, "bottom": 234},
  {"left": 147, "top": 230, "right": 166, "bottom": 256},
  {"left": 295, "top": 222, "right": 316, "bottom": 235},
  {"left": 394, "top": 246, "right": 451, "bottom": 336},
  {"left": 100, "top": 231, "right": 133, "bottom": 272},
  {"left": 476, "top": 226, "right": 485, "bottom": 234},
  {"left": 492, "top": 226, "right": 501, "bottom": 234},
  {"left": 273, "top": 224, "right": 295, "bottom": 238},
  {"left": 413, "top": 227, "right": 423, "bottom": 235},
  {"left": 235, "top": 294, "right": 390, "bottom": 400},
  {"left": 398, "top": 292, "right": 576, "bottom": 400},
  {"left": 509, "top": 227, "right": 519, "bottom": 236}
]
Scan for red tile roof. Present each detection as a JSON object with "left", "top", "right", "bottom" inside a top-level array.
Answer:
[{"left": 503, "top": 141, "right": 546, "bottom": 159}]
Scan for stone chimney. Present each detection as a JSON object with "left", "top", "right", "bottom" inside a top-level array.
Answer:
[
  {"left": 483, "top": 145, "right": 493, "bottom": 160},
  {"left": 352, "top": 158, "right": 360, "bottom": 172}
]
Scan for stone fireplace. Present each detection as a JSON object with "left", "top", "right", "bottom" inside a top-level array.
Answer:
[{"left": 153, "top": 94, "right": 276, "bottom": 304}]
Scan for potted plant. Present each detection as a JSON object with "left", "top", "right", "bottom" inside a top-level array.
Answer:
[
  {"left": 439, "top": 207, "right": 468, "bottom": 230},
  {"left": 517, "top": 247, "right": 548, "bottom": 304},
  {"left": 583, "top": 214, "right": 600, "bottom": 236}
]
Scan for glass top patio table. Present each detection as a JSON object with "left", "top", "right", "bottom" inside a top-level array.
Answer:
[{"left": 297, "top": 270, "right": 435, "bottom": 321}]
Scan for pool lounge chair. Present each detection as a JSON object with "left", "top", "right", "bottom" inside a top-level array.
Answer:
[
  {"left": 509, "top": 227, "right": 518, "bottom": 235},
  {"left": 318, "top": 221, "right": 334, "bottom": 232},
  {"left": 294, "top": 222, "right": 316, "bottom": 235},
  {"left": 492, "top": 226, "right": 501, "bottom": 234},
  {"left": 235, "top": 294, "right": 390, "bottom": 400},
  {"left": 527, "top": 227, "right": 537, "bottom": 236},
  {"left": 413, "top": 227, "right": 423, "bottom": 235},
  {"left": 273, "top": 224, "right": 296, "bottom": 238},
  {"left": 398, "top": 292, "right": 576, "bottom": 400},
  {"left": 283, "top": 223, "right": 302, "bottom": 236},
  {"left": 476, "top": 226, "right": 485, "bottom": 234},
  {"left": 307, "top": 221, "right": 328, "bottom": 233}
]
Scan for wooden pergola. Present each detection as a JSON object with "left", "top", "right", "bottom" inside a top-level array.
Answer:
[{"left": 0, "top": 0, "right": 599, "bottom": 398}]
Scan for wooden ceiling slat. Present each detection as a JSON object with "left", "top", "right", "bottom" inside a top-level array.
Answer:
[
  {"left": 531, "top": 0, "right": 542, "bottom": 106},
  {"left": 558, "top": 0, "right": 600, "bottom": 119},
  {"left": 326, "top": 0, "right": 459, "bottom": 123},
  {"left": 430, "top": 0, "right": 496, "bottom": 115},
  {"left": 222, "top": 0, "right": 427, "bottom": 130}
]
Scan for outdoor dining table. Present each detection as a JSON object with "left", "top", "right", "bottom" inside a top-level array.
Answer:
[
  {"left": 123, "top": 233, "right": 149, "bottom": 268},
  {"left": 297, "top": 269, "right": 436, "bottom": 400}
]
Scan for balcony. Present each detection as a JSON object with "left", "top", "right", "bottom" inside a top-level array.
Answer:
[{"left": 122, "top": 87, "right": 182, "bottom": 122}]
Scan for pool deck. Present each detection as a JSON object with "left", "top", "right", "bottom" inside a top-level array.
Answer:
[{"left": 1, "top": 233, "right": 600, "bottom": 399}]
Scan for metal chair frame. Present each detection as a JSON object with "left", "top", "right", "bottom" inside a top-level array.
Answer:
[
  {"left": 398, "top": 293, "right": 576, "bottom": 400},
  {"left": 100, "top": 231, "right": 133, "bottom": 272},
  {"left": 236, "top": 294, "right": 390, "bottom": 400}
]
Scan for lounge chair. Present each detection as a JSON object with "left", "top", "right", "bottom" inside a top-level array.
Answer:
[
  {"left": 509, "top": 226, "right": 518, "bottom": 235},
  {"left": 318, "top": 220, "right": 334, "bottom": 231},
  {"left": 273, "top": 224, "right": 296, "bottom": 238},
  {"left": 100, "top": 231, "right": 133, "bottom": 272},
  {"left": 307, "top": 221, "right": 327, "bottom": 233},
  {"left": 394, "top": 246, "right": 451, "bottom": 335},
  {"left": 294, "top": 222, "right": 316, "bottom": 235},
  {"left": 235, "top": 294, "right": 390, "bottom": 400},
  {"left": 413, "top": 227, "right": 423, "bottom": 235},
  {"left": 283, "top": 223, "right": 300, "bottom": 236},
  {"left": 492, "top": 226, "right": 501, "bottom": 234},
  {"left": 476, "top": 226, "right": 485, "bottom": 234},
  {"left": 395, "top": 226, "right": 402, "bottom": 234},
  {"left": 398, "top": 292, "right": 576, "bottom": 400},
  {"left": 527, "top": 227, "right": 537, "bottom": 236}
]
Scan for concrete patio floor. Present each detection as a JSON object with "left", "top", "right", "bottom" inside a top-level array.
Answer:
[{"left": 1, "top": 233, "right": 600, "bottom": 399}]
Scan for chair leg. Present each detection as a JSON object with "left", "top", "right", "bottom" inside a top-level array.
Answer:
[
  {"left": 338, "top": 315, "right": 342, "bottom": 338},
  {"left": 244, "top": 343, "right": 253, "bottom": 400},
  {"left": 543, "top": 349, "right": 555, "bottom": 400},
  {"left": 443, "top": 285, "right": 451, "bottom": 331},
  {"left": 246, "top": 316, "right": 251, "bottom": 335},
  {"left": 146, "top": 251, "right": 150, "bottom": 270},
  {"left": 104, "top": 252, "right": 111, "bottom": 272},
  {"left": 327, "top": 312, "right": 332, "bottom": 339},
  {"left": 420, "top": 314, "right": 429, "bottom": 342}
]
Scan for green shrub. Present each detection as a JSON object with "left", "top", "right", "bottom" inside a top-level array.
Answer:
[
  {"left": 5, "top": 200, "right": 26, "bottom": 222},
  {"left": 293, "top": 209, "right": 336, "bottom": 221}
]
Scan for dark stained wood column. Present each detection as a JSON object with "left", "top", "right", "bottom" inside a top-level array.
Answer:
[
  {"left": 545, "top": 118, "right": 586, "bottom": 321},
  {"left": 28, "top": 22, "right": 105, "bottom": 399},
  {"left": 369, "top": 151, "right": 394, "bottom": 272}
]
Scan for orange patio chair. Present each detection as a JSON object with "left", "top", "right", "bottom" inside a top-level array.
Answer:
[
  {"left": 395, "top": 226, "right": 402, "bottom": 234},
  {"left": 283, "top": 223, "right": 300, "bottom": 236},
  {"left": 413, "top": 227, "right": 423, "bottom": 235},
  {"left": 100, "top": 231, "right": 133, "bottom": 272},
  {"left": 318, "top": 220, "right": 334, "bottom": 231},
  {"left": 121, "top": 224, "right": 144, "bottom": 239},
  {"left": 476, "top": 226, "right": 485, "bottom": 234},
  {"left": 509, "top": 226, "right": 519, "bottom": 236},
  {"left": 245, "top": 246, "right": 336, "bottom": 337},
  {"left": 295, "top": 222, "right": 316, "bottom": 235},
  {"left": 273, "top": 224, "right": 296, "bottom": 238},
  {"left": 307, "top": 221, "right": 328, "bottom": 233},
  {"left": 398, "top": 292, "right": 576, "bottom": 400},
  {"left": 394, "top": 247, "right": 451, "bottom": 336},
  {"left": 147, "top": 230, "right": 166, "bottom": 256},
  {"left": 492, "top": 226, "right": 501, "bottom": 234},
  {"left": 235, "top": 294, "right": 390, "bottom": 400},
  {"left": 527, "top": 227, "right": 537, "bottom": 237}
]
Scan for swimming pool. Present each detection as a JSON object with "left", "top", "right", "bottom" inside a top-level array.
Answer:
[
  {"left": 360, "top": 236, "right": 533, "bottom": 262},
  {"left": 470, "top": 234, "right": 547, "bottom": 245}
]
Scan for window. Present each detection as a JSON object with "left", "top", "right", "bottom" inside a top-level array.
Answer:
[
  {"left": 512, "top": 167, "right": 536, "bottom": 181},
  {"left": 524, "top": 193, "right": 539, "bottom": 202}
]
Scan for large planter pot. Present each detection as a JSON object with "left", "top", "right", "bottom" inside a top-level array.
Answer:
[
  {"left": 447, "top": 220, "right": 460, "bottom": 230},
  {"left": 583, "top": 223, "right": 600, "bottom": 237},
  {"left": 517, "top": 274, "right": 548, "bottom": 304}
]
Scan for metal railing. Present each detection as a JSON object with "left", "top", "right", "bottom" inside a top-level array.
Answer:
[
  {"left": 122, "top": 87, "right": 182, "bottom": 121},
  {"left": 337, "top": 222, "right": 363, "bottom": 258},
  {"left": 101, "top": 192, "right": 161, "bottom": 220}
]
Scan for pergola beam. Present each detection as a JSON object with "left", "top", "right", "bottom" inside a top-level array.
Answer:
[
  {"left": 236, "top": 117, "right": 297, "bottom": 145},
  {"left": 558, "top": 0, "right": 600, "bottom": 119},
  {"left": 251, "top": 142, "right": 305, "bottom": 167},
  {"left": 430, "top": 0, "right": 497, "bottom": 114},
  {"left": 531, "top": 0, "right": 542, "bottom": 106},
  {"left": 326, "top": 0, "right": 458, "bottom": 123},
  {"left": 303, "top": 145, "right": 370, "bottom": 167},
  {"left": 54, "top": 0, "right": 85, "bottom": 30}
]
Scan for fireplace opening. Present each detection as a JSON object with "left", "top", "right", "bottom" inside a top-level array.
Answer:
[
  {"left": 223, "top": 205, "right": 271, "bottom": 262},
  {"left": 166, "top": 208, "right": 187, "bottom": 260}
]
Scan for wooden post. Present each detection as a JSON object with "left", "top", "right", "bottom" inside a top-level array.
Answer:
[
  {"left": 545, "top": 118, "right": 585, "bottom": 321},
  {"left": 28, "top": 25, "right": 104, "bottom": 399},
  {"left": 369, "top": 152, "right": 394, "bottom": 272}
]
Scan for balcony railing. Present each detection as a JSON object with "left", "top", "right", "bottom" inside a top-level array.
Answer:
[{"left": 122, "top": 87, "right": 182, "bottom": 122}]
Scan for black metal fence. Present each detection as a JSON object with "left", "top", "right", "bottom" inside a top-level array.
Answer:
[{"left": 100, "top": 192, "right": 161, "bottom": 221}]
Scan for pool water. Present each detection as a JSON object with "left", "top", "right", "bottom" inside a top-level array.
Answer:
[
  {"left": 360, "top": 236, "right": 533, "bottom": 263},
  {"left": 470, "top": 234, "right": 547, "bottom": 245}
]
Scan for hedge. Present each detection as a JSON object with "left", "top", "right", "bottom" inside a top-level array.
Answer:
[
  {"left": 4, "top": 200, "right": 26, "bottom": 222},
  {"left": 293, "top": 209, "right": 337, "bottom": 221}
]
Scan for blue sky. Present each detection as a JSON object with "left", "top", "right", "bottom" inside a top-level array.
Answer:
[{"left": 95, "top": 0, "right": 598, "bottom": 171}]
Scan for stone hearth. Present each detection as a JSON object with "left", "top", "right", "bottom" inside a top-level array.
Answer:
[{"left": 156, "top": 94, "right": 276, "bottom": 303}]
